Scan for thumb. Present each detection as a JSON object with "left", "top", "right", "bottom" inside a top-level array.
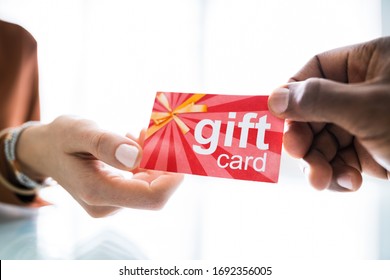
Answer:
[
  {"left": 268, "top": 78, "right": 365, "bottom": 131},
  {"left": 82, "top": 130, "right": 142, "bottom": 171},
  {"left": 57, "top": 117, "right": 143, "bottom": 171}
]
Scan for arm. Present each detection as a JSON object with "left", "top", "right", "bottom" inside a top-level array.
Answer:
[{"left": 0, "top": 20, "right": 42, "bottom": 206}]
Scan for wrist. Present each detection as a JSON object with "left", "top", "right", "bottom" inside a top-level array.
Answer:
[
  {"left": 15, "top": 122, "right": 50, "bottom": 181},
  {"left": 0, "top": 126, "right": 38, "bottom": 198}
]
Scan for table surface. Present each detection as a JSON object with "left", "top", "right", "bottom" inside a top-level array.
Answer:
[{"left": 1, "top": 176, "right": 389, "bottom": 260}]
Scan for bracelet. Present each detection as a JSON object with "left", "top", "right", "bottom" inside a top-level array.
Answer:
[
  {"left": 2, "top": 121, "right": 44, "bottom": 189},
  {"left": 0, "top": 169, "right": 37, "bottom": 196}
]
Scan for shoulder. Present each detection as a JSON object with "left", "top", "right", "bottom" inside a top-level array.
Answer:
[{"left": 0, "top": 20, "right": 37, "bottom": 53}]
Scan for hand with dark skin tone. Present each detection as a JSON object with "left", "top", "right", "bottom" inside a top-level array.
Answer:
[{"left": 268, "top": 37, "right": 390, "bottom": 191}]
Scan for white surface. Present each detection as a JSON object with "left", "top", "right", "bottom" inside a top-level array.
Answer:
[{"left": 0, "top": 171, "right": 388, "bottom": 260}]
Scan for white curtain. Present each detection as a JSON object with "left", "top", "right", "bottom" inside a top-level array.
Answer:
[{"left": 0, "top": 0, "right": 388, "bottom": 259}]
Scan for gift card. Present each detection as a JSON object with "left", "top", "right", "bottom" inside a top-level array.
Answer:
[{"left": 140, "top": 92, "right": 284, "bottom": 183}]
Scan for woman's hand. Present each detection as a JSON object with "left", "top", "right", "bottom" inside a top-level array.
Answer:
[{"left": 16, "top": 115, "right": 184, "bottom": 217}]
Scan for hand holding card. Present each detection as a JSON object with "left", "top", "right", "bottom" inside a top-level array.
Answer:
[{"left": 141, "top": 92, "right": 284, "bottom": 183}]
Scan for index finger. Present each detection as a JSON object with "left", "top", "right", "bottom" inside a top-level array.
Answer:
[{"left": 86, "top": 170, "right": 184, "bottom": 210}]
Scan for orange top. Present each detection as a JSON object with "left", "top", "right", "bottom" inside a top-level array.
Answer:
[{"left": 0, "top": 20, "right": 40, "bottom": 205}]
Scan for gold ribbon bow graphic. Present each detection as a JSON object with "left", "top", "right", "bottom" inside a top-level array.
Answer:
[{"left": 146, "top": 92, "right": 207, "bottom": 139}]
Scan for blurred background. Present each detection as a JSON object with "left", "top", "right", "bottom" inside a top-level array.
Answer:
[{"left": 0, "top": 0, "right": 389, "bottom": 259}]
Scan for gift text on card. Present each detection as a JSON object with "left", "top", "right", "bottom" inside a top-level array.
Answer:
[{"left": 141, "top": 92, "right": 284, "bottom": 183}]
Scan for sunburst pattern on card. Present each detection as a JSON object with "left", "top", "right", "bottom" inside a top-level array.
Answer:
[{"left": 141, "top": 92, "right": 284, "bottom": 183}]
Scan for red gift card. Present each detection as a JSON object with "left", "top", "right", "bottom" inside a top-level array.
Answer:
[{"left": 140, "top": 92, "right": 284, "bottom": 183}]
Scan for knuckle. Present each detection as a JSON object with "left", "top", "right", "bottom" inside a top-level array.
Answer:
[
  {"left": 294, "top": 78, "right": 322, "bottom": 114},
  {"left": 302, "top": 77, "right": 321, "bottom": 99},
  {"left": 90, "top": 131, "right": 109, "bottom": 159}
]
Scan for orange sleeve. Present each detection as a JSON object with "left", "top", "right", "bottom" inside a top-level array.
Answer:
[{"left": 0, "top": 20, "right": 40, "bottom": 205}]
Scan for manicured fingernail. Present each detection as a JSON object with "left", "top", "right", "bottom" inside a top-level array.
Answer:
[
  {"left": 269, "top": 87, "right": 289, "bottom": 114},
  {"left": 337, "top": 174, "right": 354, "bottom": 190},
  {"left": 115, "top": 144, "right": 139, "bottom": 168}
]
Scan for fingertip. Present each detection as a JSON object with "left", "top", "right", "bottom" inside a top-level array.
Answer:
[
  {"left": 114, "top": 143, "right": 141, "bottom": 170},
  {"left": 126, "top": 129, "right": 147, "bottom": 147},
  {"left": 88, "top": 129, "right": 144, "bottom": 171},
  {"left": 336, "top": 174, "right": 359, "bottom": 191},
  {"left": 139, "top": 129, "right": 147, "bottom": 147},
  {"left": 125, "top": 132, "right": 138, "bottom": 142},
  {"left": 307, "top": 166, "right": 332, "bottom": 191},
  {"left": 148, "top": 173, "right": 184, "bottom": 208},
  {"left": 269, "top": 87, "right": 289, "bottom": 116},
  {"left": 171, "top": 172, "right": 185, "bottom": 185},
  {"left": 302, "top": 152, "right": 333, "bottom": 191},
  {"left": 332, "top": 166, "right": 362, "bottom": 192}
]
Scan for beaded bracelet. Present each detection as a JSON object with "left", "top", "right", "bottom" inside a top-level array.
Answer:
[{"left": 1, "top": 121, "right": 44, "bottom": 190}]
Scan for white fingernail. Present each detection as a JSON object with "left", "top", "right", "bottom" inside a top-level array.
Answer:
[
  {"left": 115, "top": 144, "right": 139, "bottom": 168},
  {"left": 269, "top": 87, "right": 289, "bottom": 114},
  {"left": 337, "top": 174, "right": 354, "bottom": 190}
]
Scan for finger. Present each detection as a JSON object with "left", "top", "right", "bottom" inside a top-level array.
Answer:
[
  {"left": 79, "top": 171, "right": 184, "bottom": 210},
  {"left": 326, "top": 124, "right": 354, "bottom": 149},
  {"left": 310, "top": 128, "right": 339, "bottom": 162},
  {"left": 92, "top": 132, "right": 142, "bottom": 171},
  {"left": 308, "top": 124, "right": 354, "bottom": 163},
  {"left": 328, "top": 163, "right": 362, "bottom": 192},
  {"left": 125, "top": 129, "right": 147, "bottom": 149},
  {"left": 354, "top": 139, "right": 389, "bottom": 179},
  {"left": 132, "top": 169, "right": 167, "bottom": 183},
  {"left": 125, "top": 132, "right": 138, "bottom": 142},
  {"left": 150, "top": 173, "right": 184, "bottom": 200},
  {"left": 285, "top": 122, "right": 344, "bottom": 161},
  {"left": 301, "top": 150, "right": 333, "bottom": 190},
  {"left": 116, "top": 173, "right": 183, "bottom": 210},
  {"left": 328, "top": 147, "right": 363, "bottom": 192},
  {"left": 283, "top": 120, "right": 313, "bottom": 158},
  {"left": 138, "top": 129, "right": 147, "bottom": 147},
  {"left": 52, "top": 158, "right": 123, "bottom": 217},
  {"left": 78, "top": 200, "right": 121, "bottom": 218},
  {"left": 61, "top": 118, "right": 143, "bottom": 171},
  {"left": 59, "top": 146, "right": 184, "bottom": 211},
  {"left": 268, "top": 79, "right": 371, "bottom": 134}
]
